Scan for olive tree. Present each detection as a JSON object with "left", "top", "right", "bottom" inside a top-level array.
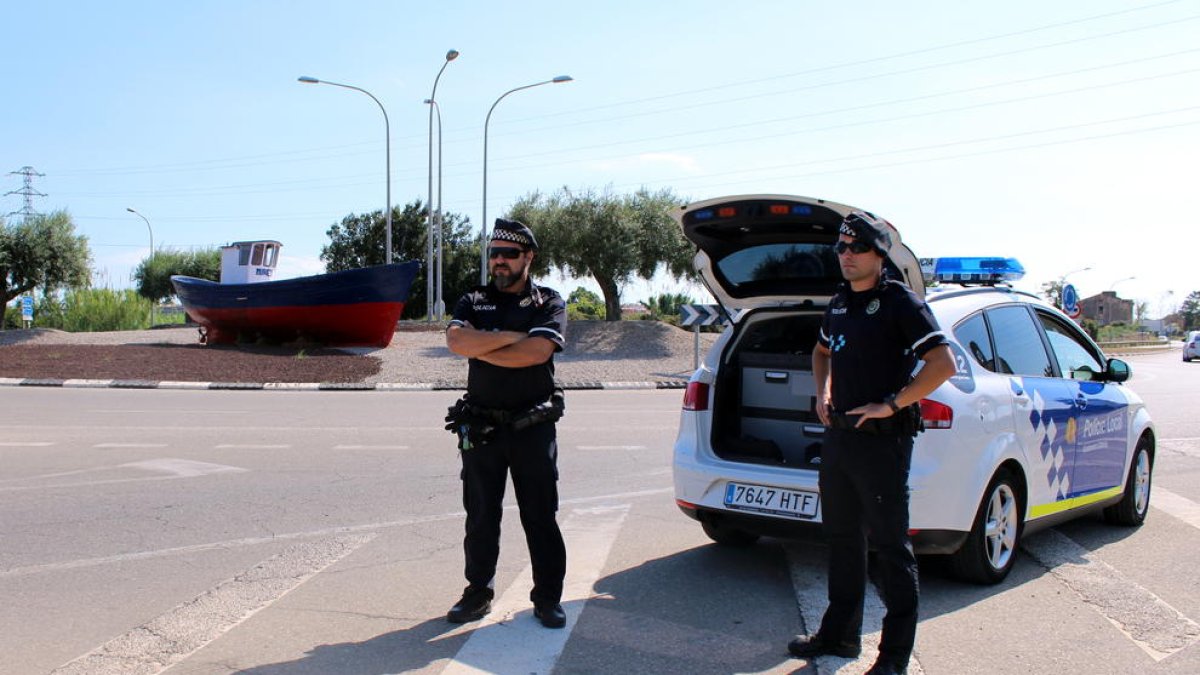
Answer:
[{"left": 508, "top": 187, "right": 695, "bottom": 321}]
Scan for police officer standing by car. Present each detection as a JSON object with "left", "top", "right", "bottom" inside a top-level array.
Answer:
[
  {"left": 443, "top": 218, "right": 569, "bottom": 629},
  {"left": 787, "top": 211, "right": 956, "bottom": 675}
]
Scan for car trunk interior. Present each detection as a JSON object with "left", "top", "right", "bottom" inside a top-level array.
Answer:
[{"left": 711, "top": 310, "right": 825, "bottom": 468}]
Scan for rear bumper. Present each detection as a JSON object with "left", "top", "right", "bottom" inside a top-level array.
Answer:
[{"left": 676, "top": 502, "right": 968, "bottom": 555}]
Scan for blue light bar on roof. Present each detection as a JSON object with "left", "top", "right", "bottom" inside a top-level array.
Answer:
[
  {"left": 927, "top": 257, "right": 1025, "bottom": 284},
  {"left": 692, "top": 209, "right": 715, "bottom": 221}
]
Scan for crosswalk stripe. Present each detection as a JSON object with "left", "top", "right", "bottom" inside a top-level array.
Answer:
[
  {"left": 784, "top": 543, "right": 928, "bottom": 674},
  {"left": 52, "top": 534, "right": 375, "bottom": 675},
  {"left": 1023, "top": 529, "right": 1200, "bottom": 661},
  {"left": 1153, "top": 487, "right": 1200, "bottom": 531},
  {"left": 440, "top": 504, "right": 630, "bottom": 675}
]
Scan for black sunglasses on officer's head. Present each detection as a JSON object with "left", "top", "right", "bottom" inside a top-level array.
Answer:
[
  {"left": 488, "top": 246, "right": 525, "bottom": 260},
  {"left": 834, "top": 240, "right": 874, "bottom": 255}
]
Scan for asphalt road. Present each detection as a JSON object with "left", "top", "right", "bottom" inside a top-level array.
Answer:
[{"left": 1, "top": 350, "right": 1197, "bottom": 675}]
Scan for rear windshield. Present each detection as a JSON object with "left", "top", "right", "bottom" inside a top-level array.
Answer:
[{"left": 715, "top": 243, "right": 842, "bottom": 294}]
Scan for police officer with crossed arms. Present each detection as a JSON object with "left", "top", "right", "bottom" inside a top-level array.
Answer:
[
  {"left": 444, "top": 218, "right": 569, "bottom": 629},
  {"left": 787, "top": 211, "right": 955, "bottom": 675}
]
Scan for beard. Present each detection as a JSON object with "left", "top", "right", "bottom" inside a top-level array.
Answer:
[{"left": 491, "top": 259, "right": 528, "bottom": 290}]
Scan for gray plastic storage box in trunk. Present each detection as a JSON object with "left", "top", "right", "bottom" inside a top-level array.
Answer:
[{"left": 738, "top": 352, "right": 823, "bottom": 466}]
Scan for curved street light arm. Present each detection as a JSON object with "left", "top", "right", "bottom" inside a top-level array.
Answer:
[
  {"left": 480, "top": 76, "right": 573, "bottom": 283},
  {"left": 298, "top": 77, "right": 393, "bottom": 264}
]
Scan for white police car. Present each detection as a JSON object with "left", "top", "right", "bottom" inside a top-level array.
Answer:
[
  {"left": 1183, "top": 331, "right": 1200, "bottom": 362},
  {"left": 672, "top": 194, "right": 1156, "bottom": 583}
]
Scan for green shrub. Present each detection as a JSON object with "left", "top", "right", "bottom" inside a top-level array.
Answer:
[
  {"left": 35, "top": 288, "right": 155, "bottom": 332},
  {"left": 567, "top": 287, "right": 604, "bottom": 321}
]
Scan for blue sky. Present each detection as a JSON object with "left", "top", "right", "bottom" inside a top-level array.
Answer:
[{"left": 3, "top": 0, "right": 1197, "bottom": 317}]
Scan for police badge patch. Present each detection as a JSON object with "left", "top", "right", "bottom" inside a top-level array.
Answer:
[
  {"left": 520, "top": 297, "right": 532, "bottom": 307},
  {"left": 867, "top": 298, "right": 880, "bottom": 315}
]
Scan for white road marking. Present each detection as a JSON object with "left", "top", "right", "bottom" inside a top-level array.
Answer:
[
  {"left": 93, "top": 443, "right": 168, "bottom": 449},
  {"left": 90, "top": 409, "right": 249, "bottom": 415},
  {"left": 0, "top": 441, "right": 54, "bottom": 447},
  {"left": 213, "top": 444, "right": 290, "bottom": 449},
  {"left": 122, "top": 458, "right": 247, "bottom": 478},
  {"left": 1022, "top": 529, "right": 1200, "bottom": 661},
  {"left": 577, "top": 445, "right": 646, "bottom": 450},
  {"left": 784, "top": 543, "right": 927, "bottom": 675},
  {"left": 333, "top": 444, "right": 410, "bottom": 450},
  {"left": 439, "top": 505, "right": 630, "bottom": 675},
  {"left": 1153, "top": 487, "right": 1200, "bottom": 531},
  {"left": 51, "top": 534, "right": 374, "bottom": 675},
  {"left": 0, "top": 459, "right": 247, "bottom": 492},
  {"left": 0, "top": 487, "right": 671, "bottom": 578}
]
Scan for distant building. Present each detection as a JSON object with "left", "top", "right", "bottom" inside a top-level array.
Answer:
[
  {"left": 621, "top": 302, "right": 649, "bottom": 318},
  {"left": 1080, "top": 291, "right": 1133, "bottom": 325}
]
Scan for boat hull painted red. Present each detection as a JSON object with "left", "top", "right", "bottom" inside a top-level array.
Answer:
[{"left": 171, "top": 262, "right": 419, "bottom": 347}]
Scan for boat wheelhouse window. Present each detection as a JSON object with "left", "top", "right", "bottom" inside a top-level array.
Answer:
[
  {"left": 251, "top": 244, "right": 265, "bottom": 266},
  {"left": 239, "top": 246, "right": 251, "bottom": 266},
  {"left": 263, "top": 244, "right": 278, "bottom": 268}
]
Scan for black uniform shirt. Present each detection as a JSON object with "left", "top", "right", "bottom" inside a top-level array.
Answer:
[
  {"left": 818, "top": 277, "right": 947, "bottom": 412},
  {"left": 449, "top": 280, "right": 567, "bottom": 411}
]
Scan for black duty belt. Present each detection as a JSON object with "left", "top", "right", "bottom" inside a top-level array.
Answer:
[{"left": 827, "top": 411, "right": 908, "bottom": 436}]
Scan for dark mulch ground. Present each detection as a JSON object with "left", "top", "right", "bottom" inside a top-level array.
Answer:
[{"left": 0, "top": 344, "right": 380, "bottom": 383}]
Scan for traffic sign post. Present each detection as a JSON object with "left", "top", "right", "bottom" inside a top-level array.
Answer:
[
  {"left": 21, "top": 296, "right": 34, "bottom": 328},
  {"left": 1062, "top": 284, "right": 1081, "bottom": 320},
  {"left": 679, "top": 304, "right": 727, "bottom": 370}
]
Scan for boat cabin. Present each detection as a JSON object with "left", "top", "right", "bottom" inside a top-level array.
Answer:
[{"left": 220, "top": 240, "right": 282, "bottom": 284}]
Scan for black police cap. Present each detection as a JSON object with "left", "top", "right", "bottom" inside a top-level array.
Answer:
[
  {"left": 491, "top": 218, "right": 538, "bottom": 250},
  {"left": 838, "top": 211, "right": 892, "bottom": 256}
]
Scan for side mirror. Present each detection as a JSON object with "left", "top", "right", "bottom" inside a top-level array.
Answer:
[{"left": 1106, "top": 358, "right": 1131, "bottom": 383}]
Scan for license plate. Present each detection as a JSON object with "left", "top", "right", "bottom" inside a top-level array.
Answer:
[{"left": 723, "top": 481, "right": 819, "bottom": 519}]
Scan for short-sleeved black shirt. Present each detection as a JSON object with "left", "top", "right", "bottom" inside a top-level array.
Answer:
[
  {"left": 818, "top": 278, "right": 947, "bottom": 412},
  {"left": 448, "top": 280, "right": 566, "bottom": 411}
]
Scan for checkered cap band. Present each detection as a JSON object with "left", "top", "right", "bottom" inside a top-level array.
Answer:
[{"left": 491, "top": 218, "right": 537, "bottom": 249}]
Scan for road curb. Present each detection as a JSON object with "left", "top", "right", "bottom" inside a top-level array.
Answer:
[{"left": 0, "top": 378, "right": 687, "bottom": 392}]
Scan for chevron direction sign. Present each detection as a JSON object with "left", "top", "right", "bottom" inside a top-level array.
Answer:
[{"left": 679, "top": 304, "right": 727, "bottom": 327}]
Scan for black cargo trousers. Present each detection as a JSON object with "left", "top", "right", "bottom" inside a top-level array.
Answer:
[
  {"left": 817, "top": 426, "right": 918, "bottom": 667},
  {"left": 461, "top": 420, "right": 566, "bottom": 606}
]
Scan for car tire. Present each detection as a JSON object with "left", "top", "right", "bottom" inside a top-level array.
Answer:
[
  {"left": 701, "top": 519, "right": 760, "bottom": 547},
  {"left": 1104, "top": 437, "right": 1153, "bottom": 526},
  {"left": 950, "top": 469, "right": 1022, "bottom": 585}
]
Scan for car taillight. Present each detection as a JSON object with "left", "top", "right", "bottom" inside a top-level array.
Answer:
[
  {"left": 683, "top": 381, "right": 710, "bottom": 411},
  {"left": 920, "top": 399, "right": 953, "bottom": 429}
]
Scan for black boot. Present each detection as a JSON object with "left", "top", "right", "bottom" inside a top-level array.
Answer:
[
  {"left": 533, "top": 602, "right": 566, "bottom": 628},
  {"left": 447, "top": 585, "right": 494, "bottom": 623}
]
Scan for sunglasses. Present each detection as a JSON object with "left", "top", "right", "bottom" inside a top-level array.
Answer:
[
  {"left": 488, "top": 246, "right": 525, "bottom": 260},
  {"left": 834, "top": 240, "right": 874, "bottom": 255}
]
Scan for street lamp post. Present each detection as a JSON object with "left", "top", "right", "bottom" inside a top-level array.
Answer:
[
  {"left": 126, "top": 207, "right": 155, "bottom": 325},
  {"left": 426, "top": 98, "right": 447, "bottom": 320},
  {"left": 480, "top": 75, "right": 574, "bottom": 284},
  {"left": 1062, "top": 266, "right": 1091, "bottom": 282},
  {"left": 427, "top": 49, "right": 459, "bottom": 321},
  {"left": 1109, "top": 276, "right": 1136, "bottom": 291},
  {"left": 298, "top": 76, "right": 393, "bottom": 264}
]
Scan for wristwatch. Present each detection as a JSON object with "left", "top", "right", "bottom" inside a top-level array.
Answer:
[{"left": 884, "top": 393, "right": 900, "bottom": 414}]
